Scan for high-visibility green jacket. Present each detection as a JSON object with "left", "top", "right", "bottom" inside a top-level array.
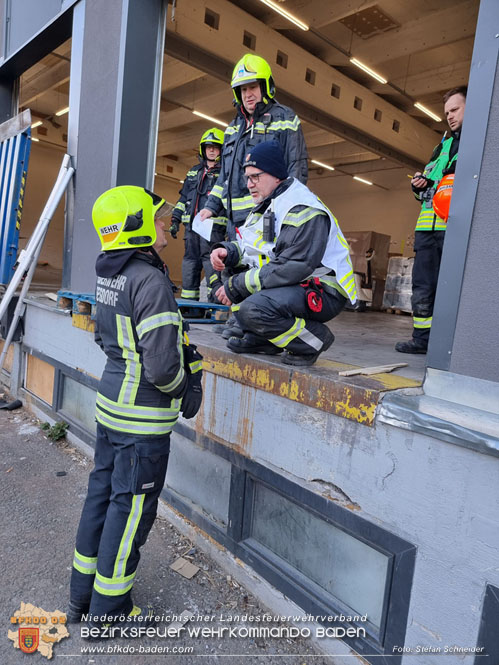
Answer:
[{"left": 414, "top": 133, "right": 459, "bottom": 231}]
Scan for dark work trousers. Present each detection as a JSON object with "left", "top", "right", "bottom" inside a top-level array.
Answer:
[
  {"left": 411, "top": 230, "right": 445, "bottom": 345},
  {"left": 70, "top": 424, "right": 170, "bottom": 620},
  {"left": 236, "top": 285, "right": 346, "bottom": 354},
  {"left": 181, "top": 224, "right": 225, "bottom": 301}
]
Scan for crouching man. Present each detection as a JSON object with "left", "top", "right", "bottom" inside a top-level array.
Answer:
[{"left": 211, "top": 141, "right": 357, "bottom": 367}]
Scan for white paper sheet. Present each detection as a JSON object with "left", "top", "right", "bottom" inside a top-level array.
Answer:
[{"left": 192, "top": 212, "right": 214, "bottom": 241}]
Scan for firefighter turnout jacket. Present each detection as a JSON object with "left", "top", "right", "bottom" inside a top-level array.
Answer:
[
  {"left": 172, "top": 161, "right": 227, "bottom": 230},
  {"left": 203, "top": 99, "right": 308, "bottom": 232},
  {"left": 218, "top": 178, "right": 357, "bottom": 305},
  {"left": 94, "top": 249, "right": 186, "bottom": 436}
]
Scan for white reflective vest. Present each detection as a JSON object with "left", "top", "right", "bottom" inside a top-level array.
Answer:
[{"left": 237, "top": 178, "right": 357, "bottom": 303}]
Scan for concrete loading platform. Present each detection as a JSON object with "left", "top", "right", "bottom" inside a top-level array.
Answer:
[
  {"left": 190, "top": 309, "right": 424, "bottom": 428},
  {"left": 6, "top": 294, "right": 498, "bottom": 664}
]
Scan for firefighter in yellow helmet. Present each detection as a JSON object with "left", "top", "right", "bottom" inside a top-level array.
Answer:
[
  {"left": 68, "top": 186, "right": 203, "bottom": 633},
  {"left": 169, "top": 128, "right": 227, "bottom": 302},
  {"left": 199, "top": 54, "right": 308, "bottom": 240},
  {"left": 199, "top": 54, "right": 308, "bottom": 337}
]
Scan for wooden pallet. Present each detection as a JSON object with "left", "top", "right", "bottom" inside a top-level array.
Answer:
[
  {"left": 385, "top": 308, "right": 412, "bottom": 316},
  {"left": 176, "top": 298, "right": 230, "bottom": 323},
  {"left": 57, "top": 290, "right": 96, "bottom": 332}
]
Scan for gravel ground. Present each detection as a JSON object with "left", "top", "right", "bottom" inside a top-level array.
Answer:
[{"left": 0, "top": 405, "right": 335, "bottom": 665}]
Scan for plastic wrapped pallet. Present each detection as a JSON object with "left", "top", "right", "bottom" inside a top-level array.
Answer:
[{"left": 383, "top": 257, "right": 414, "bottom": 312}]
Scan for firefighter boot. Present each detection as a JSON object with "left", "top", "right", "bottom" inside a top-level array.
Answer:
[
  {"left": 221, "top": 315, "right": 244, "bottom": 340},
  {"left": 66, "top": 600, "right": 90, "bottom": 624},
  {"left": 227, "top": 332, "right": 282, "bottom": 355},
  {"left": 281, "top": 329, "right": 335, "bottom": 367},
  {"left": 395, "top": 339, "right": 427, "bottom": 354}
]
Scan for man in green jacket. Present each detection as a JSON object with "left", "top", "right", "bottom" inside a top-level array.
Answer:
[{"left": 396, "top": 86, "right": 466, "bottom": 354}]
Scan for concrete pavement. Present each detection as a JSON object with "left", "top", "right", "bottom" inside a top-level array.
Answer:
[{"left": 0, "top": 406, "right": 333, "bottom": 665}]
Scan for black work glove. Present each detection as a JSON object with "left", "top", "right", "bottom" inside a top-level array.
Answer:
[
  {"left": 180, "top": 343, "right": 203, "bottom": 419},
  {"left": 169, "top": 221, "right": 180, "bottom": 239},
  {"left": 181, "top": 372, "right": 202, "bottom": 419}
]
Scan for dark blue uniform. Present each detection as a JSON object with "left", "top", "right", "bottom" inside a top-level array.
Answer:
[{"left": 70, "top": 249, "right": 186, "bottom": 620}]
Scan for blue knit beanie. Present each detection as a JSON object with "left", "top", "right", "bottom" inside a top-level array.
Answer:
[{"left": 243, "top": 140, "right": 289, "bottom": 180}]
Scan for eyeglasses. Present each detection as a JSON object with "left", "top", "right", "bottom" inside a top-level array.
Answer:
[{"left": 246, "top": 171, "right": 265, "bottom": 185}]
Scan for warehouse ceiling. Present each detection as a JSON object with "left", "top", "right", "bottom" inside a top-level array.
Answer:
[{"left": 18, "top": 0, "right": 478, "bottom": 190}]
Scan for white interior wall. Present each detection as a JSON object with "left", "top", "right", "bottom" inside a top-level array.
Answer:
[{"left": 310, "top": 169, "right": 420, "bottom": 257}]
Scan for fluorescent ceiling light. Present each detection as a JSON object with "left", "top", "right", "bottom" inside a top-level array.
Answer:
[
  {"left": 353, "top": 176, "right": 373, "bottom": 186},
  {"left": 55, "top": 106, "right": 69, "bottom": 116},
  {"left": 258, "top": 0, "right": 309, "bottom": 31},
  {"left": 350, "top": 58, "right": 387, "bottom": 84},
  {"left": 31, "top": 137, "right": 40, "bottom": 142},
  {"left": 414, "top": 102, "right": 441, "bottom": 122},
  {"left": 192, "top": 110, "right": 227, "bottom": 127},
  {"left": 31, "top": 120, "right": 43, "bottom": 129},
  {"left": 311, "top": 159, "right": 335, "bottom": 172}
]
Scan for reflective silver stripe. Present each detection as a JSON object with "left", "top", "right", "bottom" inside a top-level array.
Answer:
[
  {"left": 156, "top": 365, "right": 185, "bottom": 393},
  {"left": 181, "top": 289, "right": 200, "bottom": 298},
  {"left": 94, "top": 571, "right": 135, "bottom": 595},
  {"left": 96, "top": 393, "right": 179, "bottom": 419},
  {"left": 297, "top": 327, "right": 323, "bottom": 351},
  {"left": 254, "top": 117, "right": 301, "bottom": 132},
  {"left": 270, "top": 318, "right": 304, "bottom": 348},
  {"left": 414, "top": 317, "right": 432, "bottom": 329},
  {"left": 115, "top": 494, "right": 145, "bottom": 578},
  {"left": 231, "top": 195, "right": 254, "bottom": 210},
  {"left": 96, "top": 410, "right": 177, "bottom": 435},
  {"left": 157, "top": 323, "right": 185, "bottom": 394},
  {"left": 117, "top": 315, "right": 140, "bottom": 405},
  {"left": 244, "top": 268, "right": 261, "bottom": 294},
  {"left": 73, "top": 550, "right": 97, "bottom": 574},
  {"left": 136, "top": 311, "right": 180, "bottom": 339},
  {"left": 282, "top": 207, "right": 317, "bottom": 226}
]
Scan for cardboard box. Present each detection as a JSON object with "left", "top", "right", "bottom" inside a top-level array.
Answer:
[{"left": 344, "top": 231, "right": 391, "bottom": 283}]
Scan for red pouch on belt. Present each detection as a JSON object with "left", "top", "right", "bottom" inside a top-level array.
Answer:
[{"left": 300, "top": 277, "right": 323, "bottom": 312}]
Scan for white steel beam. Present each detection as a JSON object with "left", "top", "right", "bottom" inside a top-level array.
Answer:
[{"left": 165, "top": 0, "right": 440, "bottom": 168}]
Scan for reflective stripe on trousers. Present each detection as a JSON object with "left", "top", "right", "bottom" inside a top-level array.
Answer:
[{"left": 70, "top": 424, "right": 170, "bottom": 619}]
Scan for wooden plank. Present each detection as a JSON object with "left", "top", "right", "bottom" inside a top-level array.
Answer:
[
  {"left": 25, "top": 354, "right": 55, "bottom": 405},
  {"left": 339, "top": 363, "right": 408, "bottom": 377}
]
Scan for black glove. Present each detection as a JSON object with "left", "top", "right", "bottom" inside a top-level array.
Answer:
[
  {"left": 169, "top": 221, "right": 180, "bottom": 239},
  {"left": 181, "top": 371, "right": 202, "bottom": 419},
  {"left": 180, "top": 343, "right": 203, "bottom": 419}
]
